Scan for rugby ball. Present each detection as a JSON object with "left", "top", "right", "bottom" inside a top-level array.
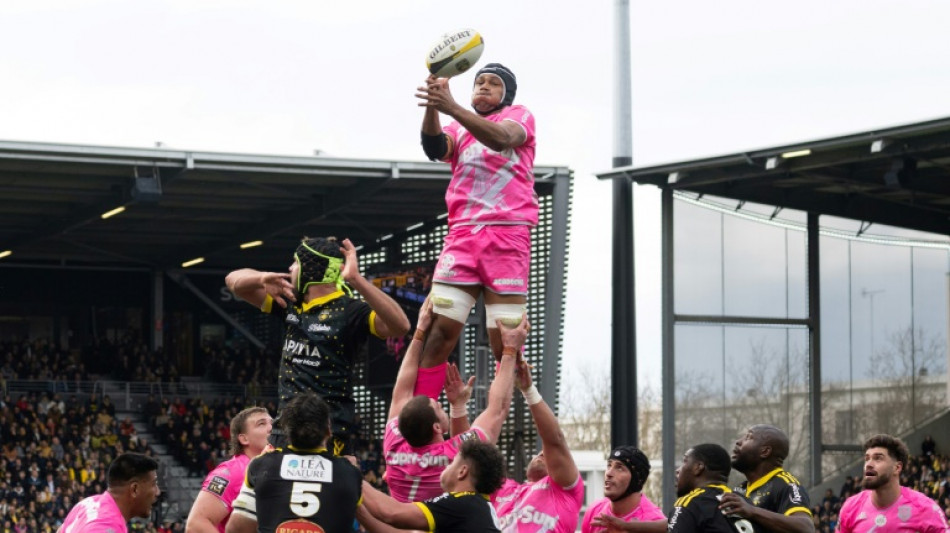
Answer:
[{"left": 426, "top": 29, "right": 484, "bottom": 78}]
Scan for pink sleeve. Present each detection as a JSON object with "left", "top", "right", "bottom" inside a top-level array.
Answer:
[
  {"left": 580, "top": 499, "right": 601, "bottom": 533},
  {"left": 200, "top": 459, "right": 244, "bottom": 508},
  {"left": 500, "top": 105, "right": 535, "bottom": 143},
  {"left": 836, "top": 497, "right": 855, "bottom": 533},
  {"left": 447, "top": 426, "right": 488, "bottom": 451},
  {"left": 443, "top": 120, "right": 461, "bottom": 145}
]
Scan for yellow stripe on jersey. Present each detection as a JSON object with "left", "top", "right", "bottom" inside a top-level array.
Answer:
[
  {"left": 744, "top": 467, "right": 784, "bottom": 496},
  {"left": 777, "top": 472, "right": 802, "bottom": 485},
  {"left": 785, "top": 506, "right": 812, "bottom": 517},
  {"left": 415, "top": 501, "right": 436, "bottom": 533},
  {"left": 261, "top": 294, "right": 274, "bottom": 313},
  {"left": 675, "top": 487, "right": 706, "bottom": 508},
  {"left": 302, "top": 290, "right": 345, "bottom": 312},
  {"left": 369, "top": 310, "right": 382, "bottom": 338}
]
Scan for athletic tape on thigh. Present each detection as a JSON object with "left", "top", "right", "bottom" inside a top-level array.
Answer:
[
  {"left": 485, "top": 303, "right": 526, "bottom": 328},
  {"left": 429, "top": 284, "right": 476, "bottom": 323}
]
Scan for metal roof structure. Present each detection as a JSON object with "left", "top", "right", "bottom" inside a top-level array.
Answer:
[
  {"left": 597, "top": 115, "right": 950, "bottom": 506},
  {"left": 0, "top": 140, "right": 568, "bottom": 271},
  {"left": 598, "top": 116, "right": 950, "bottom": 236}
]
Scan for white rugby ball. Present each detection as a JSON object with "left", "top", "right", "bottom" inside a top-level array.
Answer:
[{"left": 425, "top": 29, "right": 484, "bottom": 78}]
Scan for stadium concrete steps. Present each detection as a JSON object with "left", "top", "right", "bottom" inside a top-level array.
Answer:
[{"left": 112, "top": 389, "right": 204, "bottom": 523}]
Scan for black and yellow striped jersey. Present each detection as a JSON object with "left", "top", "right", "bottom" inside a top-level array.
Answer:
[
  {"left": 231, "top": 445, "right": 363, "bottom": 533},
  {"left": 734, "top": 467, "right": 812, "bottom": 524},
  {"left": 669, "top": 484, "right": 754, "bottom": 533},
  {"left": 264, "top": 290, "right": 379, "bottom": 434},
  {"left": 415, "top": 491, "right": 500, "bottom": 533}
]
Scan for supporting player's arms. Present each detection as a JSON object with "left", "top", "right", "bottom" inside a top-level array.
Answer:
[
  {"left": 518, "top": 358, "right": 579, "bottom": 489},
  {"left": 185, "top": 490, "right": 230, "bottom": 533},
  {"left": 445, "top": 362, "right": 474, "bottom": 436},
  {"left": 339, "top": 238, "right": 410, "bottom": 337},
  {"left": 388, "top": 299, "right": 433, "bottom": 420},
  {"left": 470, "top": 317, "right": 528, "bottom": 442},
  {"left": 360, "top": 481, "right": 430, "bottom": 531}
]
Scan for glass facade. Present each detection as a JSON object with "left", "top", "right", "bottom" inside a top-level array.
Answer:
[{"left": 671, "top": 194, "right": 948, "bottom": 485}]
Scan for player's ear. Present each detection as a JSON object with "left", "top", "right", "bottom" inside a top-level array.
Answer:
[
  {"left": 759, "top": 445, "right": 772, "bottom": 460},
  {"left": 457, "top": 462, "right": 470, "bottom": 481}
]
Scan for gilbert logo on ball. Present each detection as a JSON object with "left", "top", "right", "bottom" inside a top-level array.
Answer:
[{"left": 426, "top": 29, "right": 484, "bottom": 78}]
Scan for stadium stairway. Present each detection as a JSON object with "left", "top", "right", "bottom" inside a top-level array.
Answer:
[{"left": 103, "top": 380, "right": 202, "bottom": 523}]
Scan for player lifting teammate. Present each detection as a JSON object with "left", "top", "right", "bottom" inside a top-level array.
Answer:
[
  {"left": 414, "top": 62, "right": 538, "bottom": 400},
  {"left": 225, "top": 237, "right": 410, "bottom": 453},
  {"left": 383, "top": 298, "right": 528, "bottom": 502}
]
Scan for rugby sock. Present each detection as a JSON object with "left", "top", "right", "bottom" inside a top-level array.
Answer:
[{"left": 413, "top": 362, "right": 448, "bottom": 400}]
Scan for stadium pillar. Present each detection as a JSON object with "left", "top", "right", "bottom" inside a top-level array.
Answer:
[
  {"left": 151, "top": 270, "right": 164, "bottom": 351},
  {"left": 808, "top": 213, "right": 822, "bottom": 485},
  {"left": 611, "top": 0, "right": 637, "bottom": 448},
  {"left": 539, "top": 169, "right": 571, "bottom": 409},
  {"left": 660, "top": 187, "right": 676, "bottom": 509}
]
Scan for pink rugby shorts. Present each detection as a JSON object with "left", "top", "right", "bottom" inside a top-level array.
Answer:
[{"left": 432, "top": 224, "right": 531, "bottom": 295}]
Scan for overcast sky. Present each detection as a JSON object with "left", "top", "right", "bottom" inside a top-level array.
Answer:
[{"left": 2, "top": 0, "right": 950, "bottom": 407}]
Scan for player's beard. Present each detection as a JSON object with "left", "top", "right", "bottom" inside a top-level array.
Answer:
[{"left": 863, "top": 469, "right": 892, "bottom": 490}]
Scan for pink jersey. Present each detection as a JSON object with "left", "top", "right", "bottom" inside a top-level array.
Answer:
[
  {"left": 837, "top": 486, "right": 950, "bottom": 533},
  {"left": 581, "top": 495, "right": 666, "bottom": 533},
  {"left": 443, "top": 104, "right": 538, "bottom": 227},
  {"left": 383, "top": 416, "right": 487, "bottom": 502},
  {"left": 199, "top": 453, "right": 251, "bottom": 533},
  {"left": 59, "top": 491, "right": 127, "bottom": 533},
  {"left": 492, "top": 475, "right": 585, "bottom": 533}
]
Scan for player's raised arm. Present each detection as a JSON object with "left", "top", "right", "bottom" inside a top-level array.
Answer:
[
  {"left": 419, "top": 76, "right": 455, "bottom": 162},
  {"left": 339, "top": 238, "right": 410, "bottom": 337},
  {"left": 470, "top": 315, "right": 528, "bottom": 442},
  {"left": 517, "top": 357, "right": 579, "bottom": 489},
  {"left": 444, "top": 362, "right": 475, "bottom": 436},
  {"left": 225, "top": 269, "right": 295, "bottom": 309},
  {"left": 388, "top": 298, "right": 434, "bottom": 421}
]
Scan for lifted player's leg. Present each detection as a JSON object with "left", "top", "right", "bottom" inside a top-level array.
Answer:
[
  {"left": 485, "top": 292, "right": 527, "bottom": 360},
  {"left": 412, "top": 282, "right": 478, "bottom": 399}
]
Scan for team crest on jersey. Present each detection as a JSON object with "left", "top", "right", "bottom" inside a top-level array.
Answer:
[
  {"left": 207, "top": 475, "right": 229, "bottom": 496},
  {"left": 318, "top": 313, "right": 329, "bottom": 321},
  {"left": 286, "top": 314, "right": 300, "bottom": 324},
  {"left": 897, "top": 505, "right": 911, "bottom": 521},
  {"left": 280, "top": 454, "right": 333, "bottom": 482},
  {"left": 436, "top": 254, "right": 457, "bottom": 278},
  {"left": 458, "top": 430, "right": 479, "bottom": 442}
]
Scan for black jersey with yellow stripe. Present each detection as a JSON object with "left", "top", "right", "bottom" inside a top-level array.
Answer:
[
  {"left": 669, "top": 483, "right": 754, "bottom": 533},
  {"left": 735, "top": 468, "right": 812, "bottom": 523},
  {"left": 232, "top": 445, "right": 363, "bottom": 533},
  {"left": 263, "top": 290, "right": 379, "bottom": 433},
  {"left": 415, "top": 491, "right": 500, "bottom": 533}
]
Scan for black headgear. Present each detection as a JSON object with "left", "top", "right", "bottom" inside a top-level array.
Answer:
[
  {"left": 472, "top": 63, "right": 517, "bottom": 115},
  {"left": 293, "top": 237, "right": 345, "bottom": 294},
  {"left": 608, "top": 446, "right": 651, "bottom": 500}
]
